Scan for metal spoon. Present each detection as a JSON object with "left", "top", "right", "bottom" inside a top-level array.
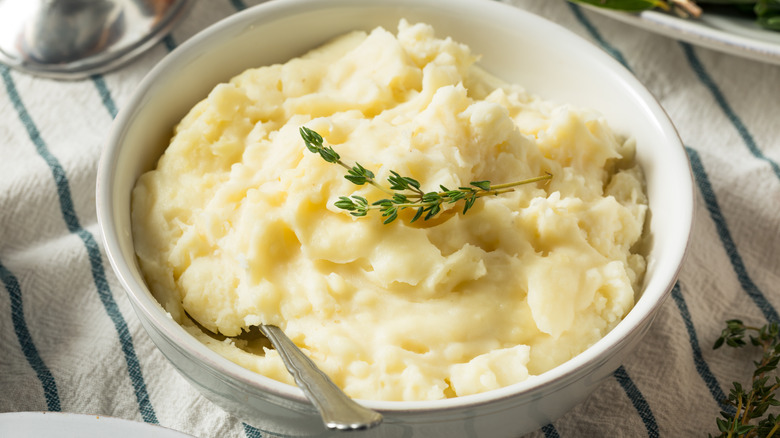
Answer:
[
  {"left": 257, "top": 324, "right": 383, "bottom": 431},
  {"left": 0, "top": 0, "right": 191, "bottom": 79},
  {"left": 188, "top": 315, "right": 382, "bottom": 431}
]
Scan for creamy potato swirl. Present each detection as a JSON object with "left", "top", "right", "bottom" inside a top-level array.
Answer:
[{"left": 132, "top": 20, "right": 648, "bottom": 401}]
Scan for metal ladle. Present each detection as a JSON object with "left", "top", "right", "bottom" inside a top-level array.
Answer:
[
  {"left": 189, "top": 315, "right": 383, "bottom": 431},
  {"left": 0, "top": 0, "right": 191, "bottom": 79}
]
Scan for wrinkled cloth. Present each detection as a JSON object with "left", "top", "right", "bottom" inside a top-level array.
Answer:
[{"left": 1, "top": 1, "right": 778, "bottom": 436}]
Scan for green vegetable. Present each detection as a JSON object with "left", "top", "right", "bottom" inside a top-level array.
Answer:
[
  {"left": 755, "top": 0, "right": 780, "bottom": 31},
  {"left": 711, "top": 319, "right": 780, "bottom": 437},
  {"left": 570, "top": 0, "right": 780, "bottom": 31},
  {"left": 698, "top": 0, "right": 780, "bottom": 30},
  {"left": 300, "top": 126, "right": 552, "bottom": 224}
]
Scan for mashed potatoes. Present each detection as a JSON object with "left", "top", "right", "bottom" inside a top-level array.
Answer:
[{"left": 132, "top": 20, "right": 648, "bottom": 401}]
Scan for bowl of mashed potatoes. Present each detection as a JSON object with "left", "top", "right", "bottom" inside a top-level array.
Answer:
[{"left": 96, "top": 0, "right": 693, "bottom": 436}]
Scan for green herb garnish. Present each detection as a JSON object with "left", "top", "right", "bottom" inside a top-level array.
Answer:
[
  {"left": 300, "top": 126, "right": 552, "bottom": 224},
  {"left": 569, "top": 0, "right": 780, "bottom": 32},
  {"left": 712, "top": 319, "right": 780, "bottom": 437}
]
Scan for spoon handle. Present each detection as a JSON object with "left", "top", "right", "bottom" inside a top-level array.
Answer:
[{"left": 259, "top": 324, "right": 383, "bottom": 431}]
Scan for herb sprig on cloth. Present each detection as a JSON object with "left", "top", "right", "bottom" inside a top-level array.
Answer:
[
  {"left": 711, "top": 319, "right": 780, "bottom": 437},
  {"left": 300, "top": 127, "right": 552, "bottom": 224}
]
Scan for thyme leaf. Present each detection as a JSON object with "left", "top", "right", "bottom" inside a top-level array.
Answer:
[
  {"left": 711, "top": 319, "right": 780, "bottom": 438},
  {"left": 300, "top": 126, "right": 552, "bottom": 224}
]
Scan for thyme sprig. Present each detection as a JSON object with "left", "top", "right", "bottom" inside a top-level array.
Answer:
[
  {"left": 711, "top": 319, "right": 780, "bottom": 438},
  {"left": 300, "top": 126, "right": 552, "bottom": 224}
]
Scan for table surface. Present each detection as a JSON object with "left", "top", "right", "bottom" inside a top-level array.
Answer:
[{"left": 1, "top": 1, "right": 779, "bottom": 437}]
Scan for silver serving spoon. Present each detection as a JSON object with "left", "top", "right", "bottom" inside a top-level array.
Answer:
[
  {"left": 188, "top": 314, "right": 382, "bottom": 431},
  {"left": 258, "top": 324, "right": 383, "bottom": 431},
  {"left": 0, "top": 0, "right": 191, "bottom": 79}
]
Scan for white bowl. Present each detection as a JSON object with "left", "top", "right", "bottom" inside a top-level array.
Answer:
[{"left": 96, "top": 0, "right": 693, "bottom": 436}]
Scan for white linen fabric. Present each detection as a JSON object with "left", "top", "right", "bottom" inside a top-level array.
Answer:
[{"left": 1, "top": 1, "right": 778, "bottom": 436}]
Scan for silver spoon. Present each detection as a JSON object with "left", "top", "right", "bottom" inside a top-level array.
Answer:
[
  {"left": 188, "top": 315, "right": 382, "bottom": 431},
  {"left": 0, "top": 0, "right": 191, "bottom": 79},
  {"left": 258, "top": 324, "right": 383, "bottom": 431}
]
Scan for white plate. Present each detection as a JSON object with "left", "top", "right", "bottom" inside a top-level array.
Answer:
[
  {"left": 583, "top": 6, "right": 780, "bottom": 65},
  {"left": 0, "top": 412, "right": 195, "bottom": 438}
]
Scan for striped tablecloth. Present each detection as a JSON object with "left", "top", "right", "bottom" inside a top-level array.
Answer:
[{"left": 1, "top": 1, "right": 779, "bottom": 436}]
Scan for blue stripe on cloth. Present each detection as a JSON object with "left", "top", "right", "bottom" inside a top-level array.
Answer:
[
  {"left": 670, "top": 282, "right": 733, "bottom": 413},
  {"left": 243, "top": 423, "right": 263, "bottom": 438},
  {"left": 613, "top": 366, "right": 659, "bottom": 438},
  {"left": 163, "top": 34, "right": 178, "bottom": 53},
  {"left": 91, "top": 75, "right": 118, "bottom": 119},
  {"left": 0, "top": 260, "right": 61, "bottom": 412},
  {"left": 230, "top": 0, "right": 248, "bottom": 11},
  {"left": 1, "top": 64, "right": 159, "bottom": 424},
  {"left": 681, "top": 43, "right": 780, "bottom": 181},
  {"left": 91, "top": 30, "right": 172, "bottom": 120},
  {"left": 1, "top": 69, "right": 80, "bottom": 232},
  {"left": 77, "top": 228, "right": 159, "bottom": 424},
  {"left": 566, "top": 3, "right": 631, "bottom": 71},
  {"left": 541, "top": 423, "right": 561, "bottom": 438},
  {"left": 687, "top": 146, "right": 779, "bottom": 322}
]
